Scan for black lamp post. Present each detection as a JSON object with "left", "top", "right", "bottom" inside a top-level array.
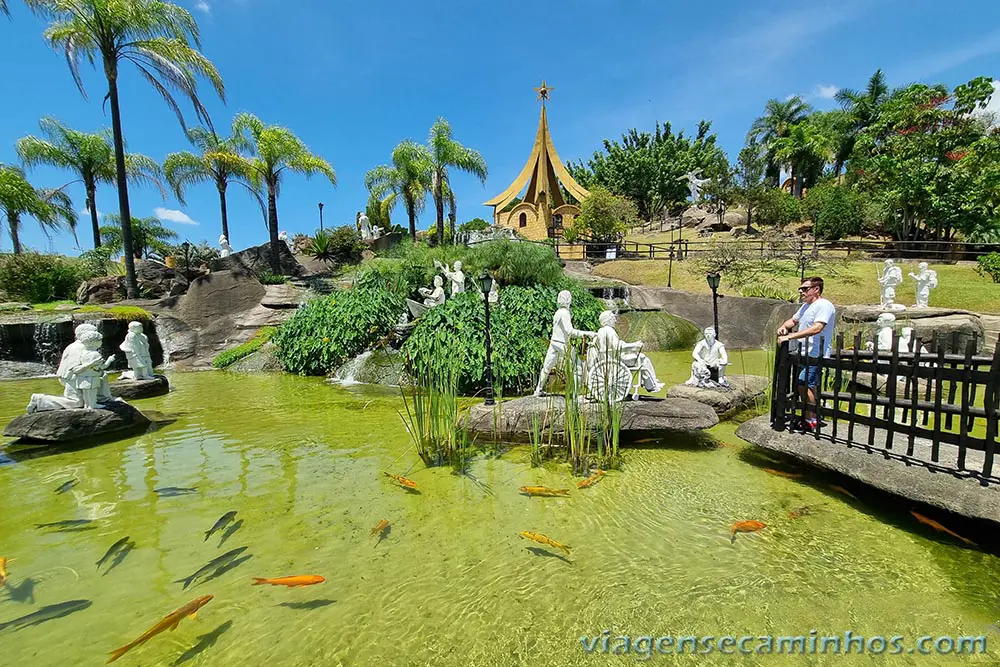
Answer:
[
  {"left": 478, "top": 272, "right": 495, "bottom": 406},
  {"left": 180, "top": 241, "right": 192, "bottom": 281},
  {"left": 706, "top": 272, "right": 721, "bottom": 337},
  {"left": 667, "top": 247, "right": 675, "bottom": 288},
  {"left": 318, "top": 202, "right": 325, "bottom": 231}
]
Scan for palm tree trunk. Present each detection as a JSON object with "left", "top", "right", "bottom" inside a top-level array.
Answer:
[
  {"left": 8, "top": 213, "right": 21, "bottom": 255},
  {"left": 746, "top": 207, "right": 753, "bottom": 233},
  {"left": 267, "top": 184, "right": 281, "bottom": 273},
  {"left": 217, "top": 183, "right": 230, "bottom": 242},
  {"left": 86, "top": 180, "right": 101, "bottom": 249},
  {"left": 105, "top": 67, "right": 138, "bottom": 299},
  {"left": 434, "top": 174, "right": 444, "bottom": 246}
]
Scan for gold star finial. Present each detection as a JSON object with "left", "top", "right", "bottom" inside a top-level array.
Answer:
[{"left": 534, "top": 80, "right": 553, "bottom": 104}]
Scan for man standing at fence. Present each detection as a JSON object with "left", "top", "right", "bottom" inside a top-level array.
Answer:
[{"left": 776, "top": 276, "right": 836, "bottom": 431}]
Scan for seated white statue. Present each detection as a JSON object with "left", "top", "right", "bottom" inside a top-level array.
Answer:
[
  {"left": 865, "top": 313, "right": 896, "bottom": 351},
  {"left": 219, "top": 234, "right": 233, "bottom": 258},
  {"left": 592, "top": 310, "right": 665, "bottom": 394},
  {"left": 27, "top": 324, "right": 117, "bottom": 412},
  {"left": 119, "top": 321, "right": 154, "bottom": 380},
  {"left": 418, "top": 276, "right": 446, "bottom": 308},
  {"left": 909, "top": 262, "right": 938, "bottom": 308},
  {"left": 685, "top": 326, "right": 730, "bottom": 388},
  {"left": 435, "top": 260, "right": 465, "bottom": 296}
]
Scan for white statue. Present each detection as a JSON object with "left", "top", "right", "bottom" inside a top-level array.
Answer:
[
  {"left": 417, "top": 275, "right": 446, "bottom": 308},
  {"left": 898, "top": 326, "right": 929, "bottom": 356},
  {"left": 219, "top": 234, "right": 233, "bottom": 258},
  {"left": 359, "top": 213, "right": 373, "bottom": 241},
  {"left": 877, "top": 259, "right": 905, "bottom": 311},
  {"left": 533, "top": 290, "right": 596, "bottom": 397},
  {"left": 592, "top": 310, "right": 665, "bottom": 394},
  {"left": 435, "top": 260, "right": 466, "bottom": 296},
  {"left": 909, "top": 262, "right": 938, "bottom": 308},
  {"left": 685, "top": 326, "right": 730, "bottom": 388},
  {"left": 278, "top": 230, "right": 293, "bottom": 252},
  {"left": 119, "top": 321, "right": 154, "bottom": 380},
  {"left": 678, "top": 170, "right": 711, "bottom": 203},
  {"left": 866, "top": 312, "right": 896, "bottom": 351},
  {"left": 27, "top": 324, "right": 117, "bottom": 412},
  {"left": 487, "top": 279, "right": 499, "bottom": 305}
]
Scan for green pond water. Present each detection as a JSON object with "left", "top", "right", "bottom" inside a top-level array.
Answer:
[{"left": 1, "top": 350, "right": 999, "bottom": 666}]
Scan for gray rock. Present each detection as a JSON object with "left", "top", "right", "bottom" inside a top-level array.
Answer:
[
  {"left": 681, "top": 206, "right": 710, "bottom": 228},
  {"left": 0, "top": 361, "right": 55, "bottom": 380},
  {"left": 0, "top": 302, "right": 30, "bottom": 312},
  {"left": 76, "top": 276, "right": 126, "bottom": 305},
  {"left": 466, "top": 395, "right": 718, "bottom": 440},
  {"left": 210, "top": 241, "right": 304, "bottom": 277},
  {"left": 110, "top": 375, "right": 170, "bottom": 400},
  {"left": 839, "top": 305, "right": 985, "bottom": 353},
  {"left": 179, "top": 270, "right": 266, "bottom": 327},
  {"left": 225, "top": 343, "right": 285, "bottom": 373},
  {"left": 260, "top": 283, "right": 306, "bottom": 309},
  {"left": 667, "top": 374, "right": 769, "bottom": 417},
  {"left": 3, "top": 400, "right": 151, "bottom": 443},
  {"left": 617, "top": 311, "right": 700, "bottom": 352},
  {"left": 53, "top": 304, "right": 80, "bottom": 312}
]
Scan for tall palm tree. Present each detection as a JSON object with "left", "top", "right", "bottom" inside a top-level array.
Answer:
[
  {"left": 773, "top": 123, "right": 833, "bottom": 198},
  {"left": 1, "top": 1, "right": 10, "bottom": 18},
  {"left": 100, "top": 213, "right": 177, "bottom": 259},
  {"left": 365, "top": 141, "right": 432, "bottom": 242},
  {"left": 0, "top": 164, "right": 77, "bottom": 254},
  {"left": 16, "top": 117, "right": 164, "bottom": 249},
  {"left": 834, "top": 69, "right": 893, "bottom": 174},
  {"left": 210, "top": 113, "right": 336, "bottom": 272},
  {"left": 426, "top": 118, "right": 487, "bottom": 245},
  {"left": 748, "top": 96, "right": 812, "bottom": 186},
  {"left": 27, "top": 0, "right": 224, "bottom": 298},
  {"left": 366, "top": 191, "right": 394, "bottom": 232},
  {"left": 164, "top": 126, "right": 264, "bottom": 244}
]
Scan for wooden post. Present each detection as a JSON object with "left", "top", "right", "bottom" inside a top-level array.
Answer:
[
  {"left": 907, "top": 338, "right": 922, "bottom": 457},
  {"left": 957, "top": 339, "right": 975, "bottom": 471},
  {"left": 848, "top": 332, "right": 862, "bottom": 443},
  {"left": 832, "top": 333, "right": 844, "bottom": 439},
  {"left": 885, "top": 330, "right": 900, "bottom": 450},
  {"left": 982, "top": 343, "right": 1000, "bottom": 479},
  {"left": 932, "top": 341, "right": 945, "bottom": 463}
]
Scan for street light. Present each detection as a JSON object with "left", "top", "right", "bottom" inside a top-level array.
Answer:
[
  {"left": 478, "top": 272, "right": 496, "bottom": 406},
  {"left": 706, "top": 272, "right": 721, "bottom": 338},
  {"left": 318, "top": 202, "right": 325, "bottom": 231}
]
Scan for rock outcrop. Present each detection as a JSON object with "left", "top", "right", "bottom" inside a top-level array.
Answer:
[
  {"left": 667, "top": 374, "right": 770, "bottom": 418},
  {"left": 109, "top": 375, "right": 170, "bottom": 400},
  {"left": 3, "top": 400, "right": 151, "bottom": 443}
]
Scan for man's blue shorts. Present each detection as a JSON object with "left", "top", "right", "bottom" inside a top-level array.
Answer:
[{"left": 797, "top": 365, "right": 821, "bottom": 388}]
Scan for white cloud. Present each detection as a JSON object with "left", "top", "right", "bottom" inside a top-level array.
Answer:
[
  {"left": 155, "top": 207, "right": 199, "bottom": 225},
  {"left": 194, "top": 0, "right": 210, "bottom": 14},
  {"left": 79, "top": 207, "right": 102, "bottom": 217},
  {"left": 814, "top": 84, "right": 839, "bottom": 100}
]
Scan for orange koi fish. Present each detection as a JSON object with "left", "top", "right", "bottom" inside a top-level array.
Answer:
[
  {"left": 252, "top": 575, "right": 325, "bottom": 588},
  {"left": 910, "top": 511, "right": 976, "bottom": 546},
  {"left": 764, "top": 468, "right": 801, "bottom": 479},
  {"left": 107, "top": 595, "right": 213, "bottom": 663},
  {"left": 383, "top": 472, "right": 417, "bottom": 489},
  {"left": 370, "top": 519, "right": 390, "bottom": 538},
  {"left": 788, "top": 506, "right": 812, "bottom": 519},
  {"left": 829, "top": 484, "right": 857, "bottom": 499},
  {"left": 576, "top": 471, "right": 607, "bottom": 489},
  {"left": 519, "top": 531, "right": 571, "bottom": 555},
  {"left": 730, "top": 520, "right": 766, "bottom": 544},
  {"left": 0, "top": 557, "right": 13, "bottom": 586},
  {"left": 519, "top": 486, "right": 570, "bottom": 497}
]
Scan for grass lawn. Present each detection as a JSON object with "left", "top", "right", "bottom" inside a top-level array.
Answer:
[{"left": 593, "top": 259, "right": 1000, "bottom": 314}]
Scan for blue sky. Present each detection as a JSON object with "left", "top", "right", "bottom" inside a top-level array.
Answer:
[{"left": 1, "top": 0, "right": 998, "bottom": 255}]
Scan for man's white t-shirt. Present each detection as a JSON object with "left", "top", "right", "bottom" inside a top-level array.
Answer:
[{"left": 793, "top": 297, "right": 836, "bottom": 357}]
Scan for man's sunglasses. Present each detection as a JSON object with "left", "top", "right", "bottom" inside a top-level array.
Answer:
[{"left": 798, "top": 285, "right": 816, "bottom": 293}]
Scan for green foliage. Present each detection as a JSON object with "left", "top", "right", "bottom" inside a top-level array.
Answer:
[
  {"left": 427, "top": 117, "right": 488, "bottom": 245},
  {"left": 0, "top": 164, "right": 77, "bottom": 253},
  {"left": 303, "top": 226, "right": 364, "bottom": 266},
  {"left": 78, "top": 305, "right": 152, "bottom": 321},
  {"left": 272, "top": 286, "right": 404, "bottom": 376},
  {"left": 100, "top": 214, "right": 178, "bottom": 259},
  {"left": 212, "top": 327, "right": 276, "bottom": 368},
  {"left": 257, "top": 270, "right": 287, "bottom": 285},
  {"left": 754, "top": 189, "right": 803, "bottom": 229},
  {"left": 738, "top": 284, "right": 798, "bottom": 301},
  {"left": 748, "top": 96, "right": 812, "bottom": 186},
  {"left": 77, "top": 245, "right": 116, "bottom": 279},
  {"left": 465, "top": 239, "right": 563, "bottom": 287},
  {"left": 171, "top": 241, "right": 220, "bottom": 267},
  {"left": 402, "top": 283, "right": 602, "bottom": 393},
  {"left": 803, "top": 182, "right": 866, "bottom": 239},
  {"left": 569, "top": 186, "right": 637, "bottom": 241},
  {"left": 976, "top": 253, "right": 1000, "bottom": 283},
  {"left": 458, "top": 217, "right": 490, "bottom": 232},
  {"left": 567, "top": 120, "right": 729, "bottom": 219},
  {"left": 734, "top": 140, "right": 768, "bottom": 230},
  {"left": 0, "top": 252, "right": 82, "bottom": 303},
  {"left": 366, "top": 140, "right": 432, "bottom": 241}
]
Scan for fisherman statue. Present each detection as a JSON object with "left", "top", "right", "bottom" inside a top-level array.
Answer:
[
  {"left": 434, "top": 260, "right": 466, "bottom": 296},
  {"left": 219, "top": 233, "right": 233, "bottom": 258},
  {"left": 909, "top": 262, "right": 938, "bottom": 308},
  {"left": 678, "top": 170, "right": 711, "bottom": 204},
  {"left": 119, "top": 321, "right": 155, "bottom": 380},
  {"left": 685, "top": 326, "right": 730, "bottom": 388},
  {"left": 877, "top": 259, "right": 905, "bottom": 311},
  {"left": 26, "top": 323, "right": 118, "bottom": 413},
  {"left": 533, "top": 290, "right": 596, "bottom": 397}
]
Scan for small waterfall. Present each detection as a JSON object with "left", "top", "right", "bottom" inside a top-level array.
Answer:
[
  {"left": 32, "top": 322, "right": 66, "bottom": 366},
  {"left": 331, "top": 350, "right": 375, "bottom": 386}
]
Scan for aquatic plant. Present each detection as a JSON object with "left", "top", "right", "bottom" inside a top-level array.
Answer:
[
  {"left": 399, "top": 355, "right": 472, "bottom": 470},
  {"left": 212, "top": 327, "right": 276, "bottom": 369}
]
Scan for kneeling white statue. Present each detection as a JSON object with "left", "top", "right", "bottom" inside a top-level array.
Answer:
[
  {"left": 119, "top": 321, "right": 155, "bottom": 380},
  {"left": 592, "top": 310, "right": 665, "bottom": 395},
  {"left": 685, "top": 326, "right": 730, "bottom": 388},
  {"left": 27, "top": 323, "right": 118, "bottom": 412}
]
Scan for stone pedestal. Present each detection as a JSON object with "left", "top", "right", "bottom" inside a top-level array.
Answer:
[
  {"left": 110, "top": 375, "right": 170, "bottom": 400},
  {"left": 3, "top": 400, "right": 151, "bottom": 443},
  {"left": 667, "top": 374, "right": 769, "bottom": 418}
]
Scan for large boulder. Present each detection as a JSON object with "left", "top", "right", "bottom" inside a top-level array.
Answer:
[
  {"left": 225, "top": 343, "right": 286, "bottom": 373},
  {"left": 839, "top": 305, "right": 986, "bottom": 353},
  {"left": 466, "top": 395, "right": 718, "bottom": 440},
  {"left": 667, "top": 374, "right": 770, "bottom": 418},
  {"left": 210, "top": 241, "right": 304, "bottom": 277},
  {"left": 617, "top": 311, "right": 700, "bottom": 352},
  {"left": 3, "top": 400, "right": 150, "bottom": 443},
  {"left": 681, "top": 206, "right": 710, "bottom": 228},
  {"left": 110, "top": 375, "right": 170, "bottom": 400},
  {"left": 77, "top": 276, "right": 127, "bottom": 305},
  {"left": 179, "top": 270, "right": 266, "bottom": 326}
]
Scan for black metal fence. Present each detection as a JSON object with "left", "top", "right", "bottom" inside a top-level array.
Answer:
[{"left": 770, "top": 332, "right": 1000, "bottom": 483}]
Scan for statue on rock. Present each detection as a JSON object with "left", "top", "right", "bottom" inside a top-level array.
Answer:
[
  {"left": 877, "top": 259, "right": 905, "bottom": 311},
  {"left": 278, "top": 230, "right": 293, "bottom": 252},
  {"left": 119, "top": 321, "right": 154, "bottom": 380},
  {"left": 685, "top": 326, "right": 730, "bottom": 389},
  {"left": 435, "top": 260, "right": 466, "bottom": 296},
  {"left": 899, "top": 326, "right": 929, "bottom": 356},
  {"left": 678, "top": 170, "right": 711, "bottom": 204},
  {"left": 418, "top": 275, "right": 446, "bottom": 308},
  {"left": 866, "top": 312, "right": 896, "bottom": 351},
  {"left": 358, "top": 212, "right": 375, "bottom": 241},
  {"left": 533, "top": 290, "right": 596, "bottom": 397},
  {"left": 219, "top": 234, "right": 233, "bottom": 258},
  {"left": 592, "top": 310, "right": 665, "bottom": 395},
  {"left": 909, "top": 262, "right": 938, "bottom": 308},
  {"left": 27, "top": 323, "right": 118, "bottom": 413}
]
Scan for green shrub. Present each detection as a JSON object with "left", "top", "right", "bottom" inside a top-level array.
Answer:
[
  {"left": 738, "top": 284, "right": 798, "bottom": 301},
  {"left": 458, "top": 217, "right": 490, "bottom": 232},
  {"left": 0, "top": 252, "right": 83, "bottom": 303},
  {"left": 756, "top": 189, "right": 803, "bottom": 229},
  {"left": 402, "top": 282, "right": 602, "bottom": 393},
  {"left": 976, "top": 252, "right": 1000, "bottom": 283},
  {"left": 213, "top": 327, "right": 276, "bottom": 368},
  {"left": 78, "top": 246, "right": 116, "bottom": 279},
  {"left": 803, "top": 183, "right": 864, "bottom": 240},
  {"left": 78, "top": 305, "right": 152, "bottom": 321},
  {"left": 272, "top": 285, "right": 404, "bottom": 375},
  {"left": 466, "top": 238, "right": 563, "bottom": 287},
  {"left": 568, "top": 186, "right": 637, "bottom": 241},
  {"left": 257, "top": 270, "right": 287, "bottom": 285},
  {"left": 303, "top": 226, "right": 365, "bottom": 266}
]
